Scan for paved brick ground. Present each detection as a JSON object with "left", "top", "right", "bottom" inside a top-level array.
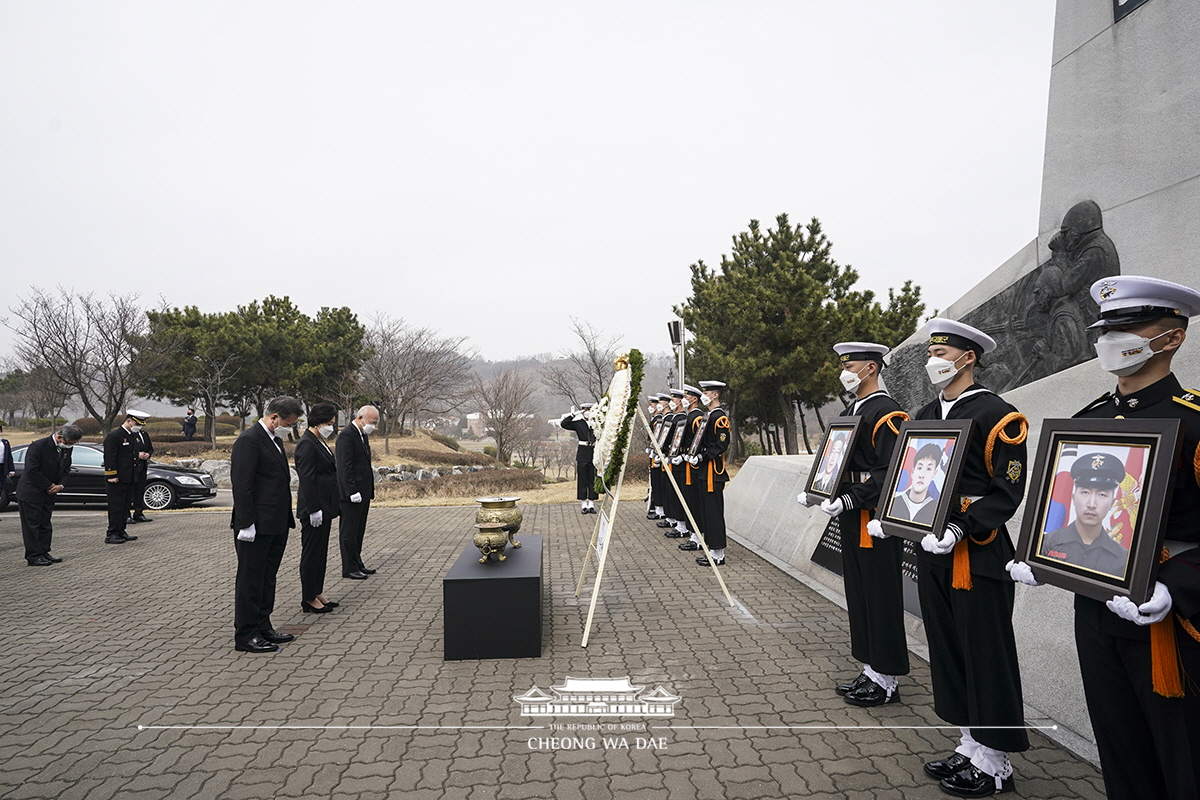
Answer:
[{"left": 0, "top": 501, "right": 1105, "bottom": 799}]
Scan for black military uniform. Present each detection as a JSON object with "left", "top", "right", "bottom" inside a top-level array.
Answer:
[
  {"left": 830, "top": 389, "right": 912, "bottom": 689},
  {"left": 129, "top": 425, "right": 154, "bottom": 522},
  {"left": 560, "top": 406, "right": 599, "bottom": 511},
  {"left": 103, "top": 419, "right": 142, "bottom": 544},
  {"left": 689, "top": 382, "right": 731, "bottom": 565},
  {"left": 655, "top": 398, "right": 683, "bottom": 531},
  {"left": 1072, "top": 374, "right": 1200, "bottom": 799},
  {"left": 646, "top": 398, "right": 666, "bottom": 519},
  {"left": 669, "top": 389, "right": 703, "bottom": 537}
]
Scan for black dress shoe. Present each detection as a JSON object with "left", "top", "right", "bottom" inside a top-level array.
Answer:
[
  {"left": 302, "top": 602, "right": 333, "bottom": 613},
  {"left": 835, "top": 673, "right": 869, "bottom": 696},
  {"left": 235, "top": 635, "right": 279, "bottom": 653},
  {"left": 127, "top": 516, "right": 139, "bottom": 524},
  {"left": 44, "top": 554, "right": 63, "bottom": 563},
  {"left": 343, "top": 571, "right": 368, "bottom": 579},
  {"left": 843, "top": 680, "right": 899, "bottom": 707},
  {"left": 261, "top": 630, "right": 295, "bottom": 643},
  {"left": 656, "top": 520, "right": 674, "bottom": 528},
  {"left": 104, "top": 535, "right": 127, "bottom": 544},
  {"left": 665, "top": 531, "right": 688, "bottom": 538},
  {"left": 646, "top": 511, "right": 657, "bottom": 519},
  {"left": 322, "top": 601, "right": 339, "bottom": 608},
  {"left": 924, "top": 753, "right": 972, "bottom": 781},
  {"left": 360, "top": 567, "right": 377, "bottom": 574},
  {"left": 27, "top": 556, "right": 53, "bottom": 566},
  {"left": 938, "top": 764, "right": 1013, "bottom": 797},
  {"left": 120, "top": 532, "right": 138, "bottom": 541},
  {"left": 133, "top": 515, "right": 153, "bottom": 522},
  {"left": 696, "top": 557, "right": 725, "bottom": 566},
  {"left": 678, "top": 542, "right": 700, "bottom": 551}
]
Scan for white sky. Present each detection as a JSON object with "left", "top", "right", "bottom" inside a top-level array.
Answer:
[{"left": 0, "top": 1, "right": 1056, "bottom": 362}]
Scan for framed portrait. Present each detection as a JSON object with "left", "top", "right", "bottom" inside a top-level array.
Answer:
[
  {"left": 804, "top": 418, "right": 863, "bottom": 501},
  {"left": 878, "top": 419, "right": 974, "bottom": 543},
  {"left": 1014, "top": 418, "right": 1183, "bottom": 604}
]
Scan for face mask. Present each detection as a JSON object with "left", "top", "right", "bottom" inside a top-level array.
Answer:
[
  {"left": 669, "top": 401, "right": 678, "bottom": 411},
  {"left": 700, "top": 394, "right": 712, "bottom": 407},
  {"left": 275, "top": 425, "right": 293, "bottom": 438},
  {"left": 60, "top": 443, "right": 74, "bottom": 450},
  {"left": 362, "top": 423, "right": 377, "bottom": 435},
  {"left": 1094, "top": 329, "right": 1177, "bottom": 377},
  {"left": 318, "top": 425, "right": 334, "bottom": 438},
  {"left": 839, "top": 365, "right": 870, "bottom": 393},
  {"left": 925, "top": 352, "right": 968, "bottom": 389},
  {"left": 130, "top": 424, "right": 143, "bottom": 433}
]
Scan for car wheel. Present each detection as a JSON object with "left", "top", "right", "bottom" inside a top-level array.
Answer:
[{"left": 143, "top": 481, "right": 177, "bottom": 511}]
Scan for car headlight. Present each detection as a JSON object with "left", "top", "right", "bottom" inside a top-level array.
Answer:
[{"left": 174, "top": 475, "right": 203, "bottom": 486}]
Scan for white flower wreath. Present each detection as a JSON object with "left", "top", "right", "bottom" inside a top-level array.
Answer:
[{"left": 591, "top": 358, "right": 632, "bottom": 476}]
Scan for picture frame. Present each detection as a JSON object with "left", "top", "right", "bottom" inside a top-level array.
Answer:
[
  {"left": 877, "top": 419, "right": 974, "bottom": 543},
  {"left": 1014, "top": 418, "right": 1182, "bottom": 605},
  {"left": 803, "top": 417, "right": 863, "bottom": 501}
]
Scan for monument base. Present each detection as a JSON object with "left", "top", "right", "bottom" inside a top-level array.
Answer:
[{"left": 443, "top": 534, "right": 543, "bottom": 660}]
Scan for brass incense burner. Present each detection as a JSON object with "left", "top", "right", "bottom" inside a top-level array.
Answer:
[
  {"left": 473, "top": 522, "right": 509, "bottom": 563},
  {"left": 474, "top": 496, "right": 523, "bottom": 549}
]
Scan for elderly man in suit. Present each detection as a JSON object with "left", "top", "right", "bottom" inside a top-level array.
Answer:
[
  {"left": 337, "top": 405, "right": 379, "bottom": 580},
  {"left": 18, "top": 424, "right": 83, "bottom": 566},
  {"left": 230, "top": 395, "right": 302, "bottom": 654}
]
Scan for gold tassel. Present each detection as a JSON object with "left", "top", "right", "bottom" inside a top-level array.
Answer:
[
  {"left": 1151, "top": 546, "right": 1186, "bottom": 697},
  {"left": 707, "top": 462, "right": 714, "bottom": 493},
  {"left": 859, "top": 510, "right": 873, "bottom": 549},
  {"left": 951, "top": 540, "right": 973, "bottom": 590}
]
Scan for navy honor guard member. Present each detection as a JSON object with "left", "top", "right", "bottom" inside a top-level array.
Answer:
[
  {"left": 1010, "top": 275, "right": 1200, "bottom": 800},
  {"left": 911, "top": 319, "right": 1029, "bottom": 798},
  {"left": 645, "top": 395, "right": 666, "bottom": 520},
  {"left": 18, "top": 424, "right": 83, "bottom": 566},
  {"left": 667, "top": 386, "right": 703, "bottom": 541},
  {"left": 655, "top": 391, "right": 685, "bottom": 531},
  {"left": 686, "top": 381, "right": 731, "bottom": 567},
  {"left": 102, "top": 410, "right": 149, "bottom": 545},
  {"left": 560, "top": 403, "right": 599, "bottom": 514},
  {"left": 799, "top": 342, "right": 911, "bottom": 707}
]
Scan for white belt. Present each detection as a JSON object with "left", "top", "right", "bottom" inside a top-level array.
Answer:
[
  {"left": 847, "top": 471, "right": 871, "bottom": 483},
  {"left": 578, "top": 441, "right": 592, "bottom": 446}
]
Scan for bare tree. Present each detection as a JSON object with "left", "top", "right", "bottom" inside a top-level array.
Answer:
[
  {"left": 540, "top": 318, "right": 621, "bottom": 407},
  {"left": 8, "top": 288, "right": 151, "bottom": 431},
  {"left": 472, "top": 369, "right": 538, "bottom": 465},
  {"left": 25, "top": 366, "right": 72, "bottom": 425}
]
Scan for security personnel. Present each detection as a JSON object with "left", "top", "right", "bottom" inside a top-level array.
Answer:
[
  {"left": 1010, "top": 275, "right": 1200, "bottom": 800},
  {"left": 688, "top": 381, "right": 732, "bottom": 567},
  {"left": 800, "top": 343, "right": 911, "bottom": 707},
  {"left": 1038, "top": 452, "right": 1128, "bottom": 577},
  {"left": 667, "top": 386, "right": 703, "bottom": 542},
  {"left": 658, "top": 389, "right": 687, "bottom": 533},
  {"left": 912, "top": 319, "right": 1029, "bottom": 797},
  {"left": 103, "top": 411, "right": 146, "bottom": 544},
  {"left": 128, "top": 412, "right": 154, "bottom": 523},
  {"left": 560, "top": 402, "right": 599, "bottom": 514}
]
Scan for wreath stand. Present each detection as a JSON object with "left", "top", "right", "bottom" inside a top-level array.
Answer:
[{"left": 575, "top": 406, "right": 734, "bottom": 647}]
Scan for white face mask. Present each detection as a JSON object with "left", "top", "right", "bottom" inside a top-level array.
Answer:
[
  {"left": 318, "top": 425, "right": 334, "bottom": 438},
  {"left": 925, "top": 352, "right": 969, "bottom": 389},
  {"left": 361, "top": 423, "right": 377, "bottom": 435},
  {"left": 130, "top": 424, "right": 143, "bottom": 433},
  {"left": 1094, "top": 329, "right": 1177, "bottom": 377},
  {"left": 669, "top": 400, "right": 678, "bottom": 411},
  {"left": 839, "top": 364, "right": 870, "bottom": 393},
  {"left": 700, "top": 394, "right": 712, "bottom": 407},
  {"left": 274, "top": 425, "right": 293, "bottom": 438}
]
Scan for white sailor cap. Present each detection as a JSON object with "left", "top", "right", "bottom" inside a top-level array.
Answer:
[
  {"left": 832, "top": 342, "right": 889, "bottom": 363},
  {"left": 127, "top": 409, "right": 151, "bottom": 423},
  {"left": 923, "top": 318, "right": 996, "bottom": 355},
  {"left": 1088, "top": 275, "right": 1200, "bottom": 329},
  {"left": 698, "top": 380, "right": 726, "bottom": 390},
  {"left": 669, "top": 388, "right": 685, "bottom": 398},
  {"left": 683, "top": 384, "right": 702, "bottom": 398},
  {"left": 656, "top": 392, "right": 671, "bottom": 401},
  {"left": 580, "top": 402, "right": 595, "bottom": 410}
]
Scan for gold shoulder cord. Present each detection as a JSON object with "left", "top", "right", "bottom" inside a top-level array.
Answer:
[{"left": 871, "top": 411, "right": 909, "bottom": 447}]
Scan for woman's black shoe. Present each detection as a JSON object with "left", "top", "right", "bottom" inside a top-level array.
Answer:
[{"left": 302, "top": 602, "right": 333, "bottom": 613}]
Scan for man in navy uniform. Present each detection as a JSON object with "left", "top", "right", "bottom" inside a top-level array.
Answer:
[
  {"left": 799, "top": 342, "right": 911, "bottom": 708},
  {"left": 910, "top": 319, "right": 1029, "bottom": 797},
  {"left": 560, "top": 402, "right": 599, "bottom": 514},
  {"left": 128, "top": 410, "right": 155, "bottom": 524},
  {"left": 1038, "top": 452, "right": 1128, "bottom": 578},
  {"left": 667, "top": 386, "right": 703, "bottom": 542},
  {"left": 656, "top": 391, "right": 685, "bottom": 532},
  {"left": 688, "top": 381, "right": 732, "bottom": 567},
  {"left": 18, "top": 424, "right": 83, "bottom": 565},
  {"left": 645, "top": 395, "right": 665, "bottom": 520},
  {"left": 103, "top": 410, "right": 147, "bottom": 544},
  {"left": 1010, "top": 276, "right": 1200, "bottom": 799}
]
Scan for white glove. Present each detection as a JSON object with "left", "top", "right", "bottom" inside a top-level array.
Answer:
[
  {"left": 818, "top": 497, "right": 845, "bottom": 517},
  {"left": 687, "top": 455, "right": 701, "bottom": 465},
  {"left": 796, "top": 492, "right": 814, "bottom": 507},
  {"left": 866, "top": 519, "right": 888, "bottom": 539},
  {"left": 670, "top": 456, "right": 683, "bottom": 465},
  {"left": 1107, "top": 582, "right": 1173, "bottom": 625},
  {"left": 1006, "top": 560, "right": 1042, "bottom": 586},
  {"left": 350, "top": 492, "right": 363, "bottom": 504},
  {"left": 922, "top": 528, "right": 959, "bottom": 555},
  {"left": 236, "top": 524, "right": 257, "bottom": 542},
  {"left": 309, "top": 510, "right": 323, "bottom": 527}
]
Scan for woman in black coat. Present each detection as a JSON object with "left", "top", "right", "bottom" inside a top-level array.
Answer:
[{"left": 296, "top": 404, "right": 341, "bottom": 612}]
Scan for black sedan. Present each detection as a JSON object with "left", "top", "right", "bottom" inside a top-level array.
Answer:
[{"left": 0, "top": 442, "right": 217, "bottom": 512}]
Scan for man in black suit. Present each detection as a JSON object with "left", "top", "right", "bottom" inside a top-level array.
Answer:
[
  {"left": 230, "top": 395, "right": 302, "bottom": 653},
  {"left": 296, "top": 403, "right": 340, "bottom": 612},
  {"left": 1, "top": 429, "right": 14, "bottom": 502},
  {"left": 336, "top": 404, "right": 379, "bottom": 580},
  {"left": 18, "top": 424, "right": 83, "bottom": 566},
  {"left": 182, "top": 409, "right": 198, "bottom": 441},
  {"left": 103, "top": 411, "right": 143, "bottom": 544},
  {"left": 128, "top": 411, "right": 155, "bottom": 523}
]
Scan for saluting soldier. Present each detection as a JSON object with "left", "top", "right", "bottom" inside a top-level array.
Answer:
[
  {"left": 103, "top": 410, "right": 148, "bottom": 544},
  {"left": 667, "top": 386, "right": 704, "bottom": 542},
  {"left": 560, "top": 402, "right": 599, "bottom": 514},
  {"left": 909, "top": 319, "right": 1029, "bottom": 798},
  {"left": 1009, "top": 276, "right": 1200, "bottom": 800},
  {"left": 799, "top": 342, "right": 911, "bottom": 707},
  {"left": 658, "top": 389, "right": 687, "bottom": 533},
  {"left": 686, "top": 381, "right": 732, "bottom": 567}
]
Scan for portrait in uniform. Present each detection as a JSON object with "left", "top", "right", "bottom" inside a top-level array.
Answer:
[
  {"left": 1037, "top": 449, "right": 1133, "bottom": 579},
  {"left": 886, "top": 441, "right": 944, "bottom": 526},
  {"left": 809, "top": 430, "right": 850, "bottom": 496}
]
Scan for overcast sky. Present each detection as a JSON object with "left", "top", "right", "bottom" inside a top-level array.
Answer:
[{"left": 0, "top": 1, "right": 1056, "bottom": 364}]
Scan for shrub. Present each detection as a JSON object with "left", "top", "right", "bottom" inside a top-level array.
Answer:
[
  {"left": 72, "top": 417, "right": 102, "bottom": 436},
  {"left": 215, "top": 414, "right": 241, "bottom": 426},
  {"left": 427, "top": 431, "right": 461, "bottom": 451},
  {"left": 154, "top": 441, "right": 233, "bottom": 458},
  {"left": 31, "top": 417, "right": 68, "bottom": 428},
  {"left": 483, "top": 446, "right": 497, "bottom": 458},
  {"left": 740, "top": 439, "right": 764, "bottom": 458},
  {"left": 391, "top": 448, "right": 494, "bottom": 467},
  {"left": 377, "top": 468, "right": 544, "bottom": 500}
]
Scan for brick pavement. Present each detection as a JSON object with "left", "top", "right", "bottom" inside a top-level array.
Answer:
[{"left": 0, "top": 502, "right": 1105, "bottom": 799}]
